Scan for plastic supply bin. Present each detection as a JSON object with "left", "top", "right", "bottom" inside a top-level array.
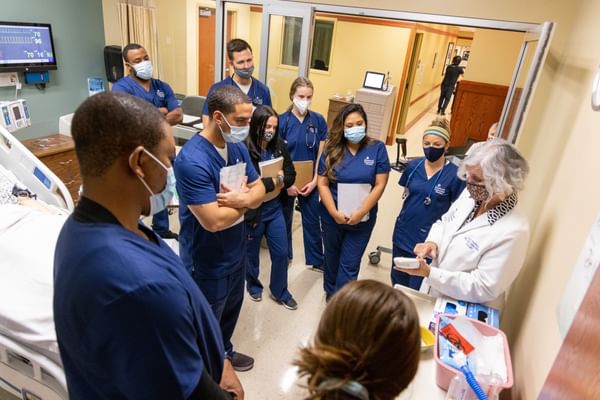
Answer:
[{"left": 433, "top": 314, "right": 513, "bottom": 392}]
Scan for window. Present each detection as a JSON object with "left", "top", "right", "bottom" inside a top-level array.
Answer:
[
  {"left": 281, "top": 17, "right": 335, "bottom": 71},
  {"left": 310, "top": 20, "right": 334, "bottom": 71}
]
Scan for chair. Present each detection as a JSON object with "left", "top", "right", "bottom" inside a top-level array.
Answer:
[{"left": 181, "top": 95, "right": 206, "bottom": 117}]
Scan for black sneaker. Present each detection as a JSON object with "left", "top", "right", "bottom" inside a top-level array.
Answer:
[
  {"left": 249, "top": 291, "right": 262, "bottom": 302},
  {"left": 269, "top": 294, "right": 298, "bottom": 310},
  {"left": 159, "top": 230, "right": 179, "bottom": 240},
  {"left": 231, "top": 351, "right": 254, "bottom": 372},
  {"left": 311, "top": 265, "right": 325, "bottom": 273},
  {"left": 282, "top": 298, "right": 298, "bottom": 310}
]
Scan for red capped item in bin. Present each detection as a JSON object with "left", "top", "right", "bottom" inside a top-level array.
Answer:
[{"left": 440, "top": 322, "right": 474, "bottom": 355}]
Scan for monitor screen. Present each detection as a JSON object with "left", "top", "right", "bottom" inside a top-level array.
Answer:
[
  {"left": 0, "top": 21, "right": 57, "bottom": 72},
  {"left": 363, "top": 71, "right": 386, "bottom": 90}
]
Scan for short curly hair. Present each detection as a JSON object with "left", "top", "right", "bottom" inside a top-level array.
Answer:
[
  {"left": 71, "top": 92, "right": 166, "bottom": 178},
  {"left": 458, "top": 138, "right": 530, "bottom": 195}
]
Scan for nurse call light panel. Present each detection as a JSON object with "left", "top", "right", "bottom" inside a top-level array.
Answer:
[{"left": 0, "top": 21, "right": 57, "bottom": 72}]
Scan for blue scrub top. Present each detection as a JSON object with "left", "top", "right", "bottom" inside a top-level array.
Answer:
[
  {"left": 53, "top": 217, "right": 225, "bottom": 400},
  {"left": 392, "top": 158, "right": 466, "bottom": 254},
  {"left": 318, "top": 140, "right": 390, "bottom": 218},
  {"left": 279, "top": 110, "right": 328, "bottom": 163},
  {"left": 202, "top": 76, "right": 272, "bottom": 116},
  {"left": 175, "top": 134, "right": 260, "bottom": 279},
  {"left": 112, "top": 75, "right": 180, "bottom": 111}
]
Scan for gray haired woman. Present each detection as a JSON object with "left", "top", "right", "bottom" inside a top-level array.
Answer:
[{"left": 395, "top": 139, "right": 530, "bottom": 309}]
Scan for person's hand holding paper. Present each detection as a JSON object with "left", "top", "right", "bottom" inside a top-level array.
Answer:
[{"left": 337, "top": 183, "right": 372, "bottom": 225}]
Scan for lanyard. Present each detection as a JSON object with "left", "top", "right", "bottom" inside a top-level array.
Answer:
[{"left": 402, "top": 159, "right": 446, "bottom": 206}]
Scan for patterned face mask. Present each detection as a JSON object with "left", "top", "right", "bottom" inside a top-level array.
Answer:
[{"left": 467, "top": 182, "right": 489, "bottom": 202}]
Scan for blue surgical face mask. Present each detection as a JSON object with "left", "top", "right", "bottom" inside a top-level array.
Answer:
[
  {"left": 218, "top": 112, "right": 250, "bottom": 143},
  {"left": 234, "top": 65, "right": 254, "bottom": 80},
  {"left": 423, "top": 146, "right": 445, "bottom": 162},
  {"left": 136, "top": 149, "right": 176, "bottom": 216},
  {"left": 132, "top": 60, "right": 153, "bottom": 80},
  {"left": 344, "top": 125, "right": 366, "bottom": 144}
]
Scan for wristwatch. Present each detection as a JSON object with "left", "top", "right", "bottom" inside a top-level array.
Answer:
[{"left": 275, "top": 175, "right": 283, "bottom": 185}]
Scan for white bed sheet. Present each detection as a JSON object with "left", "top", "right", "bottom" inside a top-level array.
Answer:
[{"left": 0, "top": 204, "right": 67, "bottom": 366}]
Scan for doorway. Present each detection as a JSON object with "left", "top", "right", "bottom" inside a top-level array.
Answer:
[
  {"left": 198, "top": 8, "right": 233, "bottom": 96},
  {"left": 396, "top": 32, "right": 424, "bottom": 135}
]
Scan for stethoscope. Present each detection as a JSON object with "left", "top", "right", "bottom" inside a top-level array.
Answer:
[
  {"left": 229, "top": 76, "right": 263, "bottom": 105},
  {"left": 282, "top": 113, "right": 317, "bottom": 149},
  {"left": 402, "top": 159, "right": 447, "bottom": 206}
]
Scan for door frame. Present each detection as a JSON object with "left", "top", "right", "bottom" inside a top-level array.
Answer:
[{"left": 215, "top": 0, "right": 553, "bottom": 145}]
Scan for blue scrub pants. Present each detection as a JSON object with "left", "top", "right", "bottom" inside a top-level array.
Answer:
[
  {"left": 320, "top": 205, "right": 376, "bottom": 295},
  {"left": 194, "top": 262, "right": 245, "bottom": 356},
  {"left": 152, "top": 208, "right": 169, "bottom": 235},
  {"left": 245, "top": 210, "right": 292, "bottom": 302},
  {"left": 390, "top": 245, "right": 424, "bottom": 290},
  {"left": 284, "top": 190, "right": 324, "bottom": 266}
]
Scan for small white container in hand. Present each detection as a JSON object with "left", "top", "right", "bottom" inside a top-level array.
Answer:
[{"left": 393, "top": 257, "right": 420, "bottom": 270}]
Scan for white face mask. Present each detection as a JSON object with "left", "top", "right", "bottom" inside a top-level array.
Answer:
[
  {"left": 132, "top": 60, "right": 153, "bottom": 80},
  {"left": 217, "top": 112, "right": 250, "bottom": 143},
  {"left": 293, "top": 98, "right": 311, "bottom": 115},
  {"left": 134, "top": 149, "right": 176, "bottom": 216}
]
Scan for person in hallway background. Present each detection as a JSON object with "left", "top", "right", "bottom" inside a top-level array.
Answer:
[
  {"left": 279, "top": 77, "right": 327, "bottom": 272},
  {"left": 202, "top": 38, "right": 271, "bottom": 127},
  {"left": 295, "top": 280, "right": 420, "bottom": 400},
  {"left": 244, "top": 105, "right": 298, "bottom": 310},
  {"left": 53, "top": 92, "right": 242, "bottom": 399},
  {"left": 175, "top": 85, "right": 265, "bottom": 372},
  {"left": 112, "top": 42, "right": 182, "bottom": 240},
  {"left": 437, "top": 55, "right": 464, "bottom": 115},
  {"left": 317, "top": 103, "right": 390, "bottom": 300},
  {"left": 398, "top": 139, "right": 530, "bottom": 310},
  {"left": 391, "top": 119, "right": 466, "bottom": 290}
]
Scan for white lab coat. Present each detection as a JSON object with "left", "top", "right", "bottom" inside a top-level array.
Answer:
[{"left": 421, "top": 190, "right": 529, "bottom": 310}]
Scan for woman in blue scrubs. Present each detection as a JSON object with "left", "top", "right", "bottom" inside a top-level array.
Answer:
[
  {"left": 317, "top": 103, "right": 390, "bottom": 299},
  {"left": 279, "top": 77, "right": 328, "bottom": 271},
  {"left": 244, "top": 106, "right": 298, "bottom": 310},
  {"left": 391, "top": 119, "right": 466, "bottom": 289}
]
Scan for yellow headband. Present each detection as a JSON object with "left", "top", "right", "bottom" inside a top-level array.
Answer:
[{"left": 423, "top": 125, "right": 450, "bottom": 142}]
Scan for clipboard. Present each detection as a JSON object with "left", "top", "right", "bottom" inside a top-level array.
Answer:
[
  {"left": 259, "top": 157, "right": 284, "bottom": 202},
  {"left": 293, "top": 160, "right": 314, "bottom": 189}
]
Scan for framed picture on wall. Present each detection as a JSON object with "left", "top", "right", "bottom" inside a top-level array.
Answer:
[{"left": 442, "top": 42, "right": 455, "bottom": 75}]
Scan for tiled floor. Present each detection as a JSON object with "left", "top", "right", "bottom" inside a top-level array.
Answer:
[{"left": 160, "top": 106, "right": 445, "bottom": 399}]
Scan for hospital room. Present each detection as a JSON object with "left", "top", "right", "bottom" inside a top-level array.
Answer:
[{"left": 1, "top": 0, "right": 600, "bottom": 399}]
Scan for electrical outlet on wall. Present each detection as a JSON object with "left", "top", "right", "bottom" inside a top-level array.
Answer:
[{"left": 0, "top": 72, "right": 19, "bottom": 88}]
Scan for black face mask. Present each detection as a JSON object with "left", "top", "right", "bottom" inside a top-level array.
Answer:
[{"left": 423, "top": 146, "right": 445, "bottom": 162}]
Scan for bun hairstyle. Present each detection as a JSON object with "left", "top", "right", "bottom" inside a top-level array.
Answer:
[{"left": 295, "top": 280, "right": 420, "bottom": 400}]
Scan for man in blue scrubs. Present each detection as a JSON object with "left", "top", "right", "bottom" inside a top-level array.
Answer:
[
  {"left": 113, "top": 43, "right": 182, "bottom": 240},
  {"left": 201, "top": 39, "right": 271, "bottom": 127},
  {"left": 175, "top": 85, "right": 265, "bottom": 372},
  {"left": 53, "top": 92, "right": 242, "bottom": 399}
]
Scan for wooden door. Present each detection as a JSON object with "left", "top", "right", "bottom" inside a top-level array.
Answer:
[
  {"left": 538, "top": 263, "right": 600, "bottom": 399},
  {"left": 198, "top": 9, "right": 233, "bottom": 96}
]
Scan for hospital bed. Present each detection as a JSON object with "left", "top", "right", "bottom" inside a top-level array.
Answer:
[{"left": 0, "top": 126, "right": 70, "bottom": 399}]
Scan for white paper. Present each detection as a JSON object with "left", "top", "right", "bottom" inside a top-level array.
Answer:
[
  {"left": 337, "top": 183, "right": 371, "bottom": 222},
  {"left": 219, "top": 162, "right": 246, "bottom": 228},
  {"left": 182, "top": 114, "right": 201, "bottom": 124}
]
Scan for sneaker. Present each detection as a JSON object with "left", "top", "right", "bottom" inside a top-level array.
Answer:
[
  {"left": 249, "top": 291, "right": 262, "bottom": 302},
  {"left": 269, "top": 294, "right": 298, "bottom": 310},
  {"left": 282, "top": 298, "right": 298, "bottom": 310},
  {"left": 158, "top": 230, "right": 179, "bottom": 240},
  {"left": 311, "top": 265, "right": 325, "bottom": 273},
  {"left": 231, "top": 352, "right": 254, "bottom": 372}
]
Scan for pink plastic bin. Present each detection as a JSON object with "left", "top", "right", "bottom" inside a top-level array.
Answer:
[{"left": 433, "top": 314, "right": 514, "bottom": 392}]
